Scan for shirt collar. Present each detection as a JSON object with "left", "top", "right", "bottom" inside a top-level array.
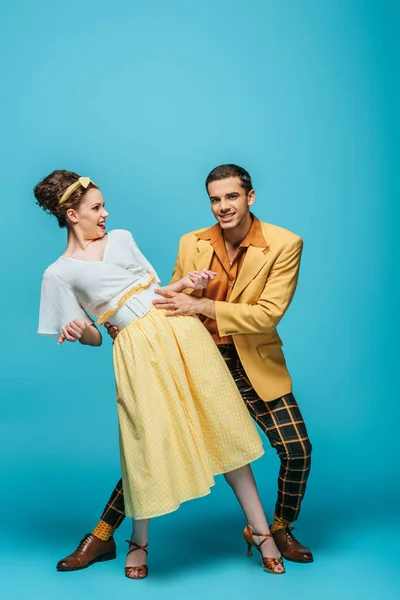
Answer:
[{"left": 196, "top": 214, "right": 267, "bottom": 248}]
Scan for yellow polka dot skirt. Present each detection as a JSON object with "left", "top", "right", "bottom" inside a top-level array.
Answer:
[{"left": 113, "top": 307, "right": 264, "bottom": 519}]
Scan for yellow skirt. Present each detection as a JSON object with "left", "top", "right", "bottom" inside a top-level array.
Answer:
[{"left": 113, "top": 307, "right": 264, "bottom": 519}]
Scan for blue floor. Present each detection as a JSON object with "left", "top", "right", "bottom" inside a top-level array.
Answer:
[{"left": 2, "top": 460, "right": 398, "bottom": 600}]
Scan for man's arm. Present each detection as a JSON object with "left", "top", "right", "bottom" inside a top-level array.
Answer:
[
  {"left": 153, "top": 239, "right": 303, "bottom": 333},
  {"left": 215, "top": 239, "right": 303, "bottom": 336}
]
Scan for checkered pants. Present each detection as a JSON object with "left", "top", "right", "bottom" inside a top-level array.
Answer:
[{"left": 99, "top": 344, "right": 312, "bottom": 528}]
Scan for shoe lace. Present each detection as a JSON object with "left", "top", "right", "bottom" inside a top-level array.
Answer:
[
  {"left": 77, "top": 534, "right": 92, "bottom": 549},
  {"left": 285, "top": 527, "right": 299, "bottom": 543}
]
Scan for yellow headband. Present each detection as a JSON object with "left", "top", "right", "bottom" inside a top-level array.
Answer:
[{"left": 59, "top": 176, "right": 98, "bottom": 205}]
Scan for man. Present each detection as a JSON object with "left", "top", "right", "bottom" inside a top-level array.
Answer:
[{"left": 57, "top": 164, "right": 313, "bottom": 571}]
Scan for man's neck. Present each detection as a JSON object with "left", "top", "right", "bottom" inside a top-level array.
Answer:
[{"left": 222, "top": 213, "right": 253, "bottom": 247}]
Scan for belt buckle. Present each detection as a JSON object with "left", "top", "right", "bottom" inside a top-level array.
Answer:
[{"left": 125, "top": 296, "right": 147, "bottom": 318}]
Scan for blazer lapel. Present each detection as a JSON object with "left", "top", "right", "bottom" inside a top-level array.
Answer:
[
  {"left": 193, "top": 239, "right": 214, "bottom": 271},
  {"left": 229, "top": 246, "right": 269, "bottom": 302}
]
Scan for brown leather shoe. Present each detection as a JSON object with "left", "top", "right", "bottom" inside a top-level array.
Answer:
[
  {"left": 272, "top": 528, "right": 314, "bottom": 563},
  {"left": 56, "top": 534, "right": 116, "bottom": 571}
]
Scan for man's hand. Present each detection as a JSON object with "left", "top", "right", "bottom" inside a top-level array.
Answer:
[
  {"left": 58, "top": 319, "right": 87, "bottom": 345},
  {"left": 105, "top": 322, "right": 120, "bottom": 340},
  {"left": 153, "top": 289, "right": 216, "bottom": 318},
  {"left": 153, "top": 289, "right": 201, "bottom": 316}
]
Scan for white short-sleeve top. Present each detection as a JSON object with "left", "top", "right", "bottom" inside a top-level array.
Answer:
[{"left": 38, "top": 229, "right": 160, "bottom": 338}]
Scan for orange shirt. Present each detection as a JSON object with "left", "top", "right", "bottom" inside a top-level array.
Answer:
[{"left": 196, "top": 215, "right": 267, "bottom": 344}]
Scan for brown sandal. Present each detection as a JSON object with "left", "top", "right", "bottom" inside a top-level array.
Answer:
[
  {"left": 125, "top": 540, "right": 148, "bottom": 579},
  {"left": 243, "top": 525, "right": 285, "bottom": 574}
]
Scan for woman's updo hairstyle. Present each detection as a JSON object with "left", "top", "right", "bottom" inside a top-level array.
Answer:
[{"left": 34, "top": 170, "right": 98, "bottom": 228}]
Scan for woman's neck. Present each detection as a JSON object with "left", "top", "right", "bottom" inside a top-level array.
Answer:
[{"left": 65, "top": 228, "right": 100, "bottom": 256}]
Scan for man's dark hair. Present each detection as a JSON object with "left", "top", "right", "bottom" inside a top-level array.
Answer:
[{"left": 205, "top": 164, "right": 253, "bottom": 195}]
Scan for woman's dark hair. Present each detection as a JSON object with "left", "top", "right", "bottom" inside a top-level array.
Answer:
[
  {"left": 34, "top": 169, "right": 97, "bottom": 228},
  {"left": 205, "top": 164, "right": 253, "bottom": 195}
]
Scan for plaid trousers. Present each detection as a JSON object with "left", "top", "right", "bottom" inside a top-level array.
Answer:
[{"left": 100, "top": 344, "right": 312, "bottom": 528}]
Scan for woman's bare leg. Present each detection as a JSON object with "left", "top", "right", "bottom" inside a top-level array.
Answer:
[
  {"left": 125, "top": 518, "right": 150, "bottom": 569},
  {"left": 224, "top": 464, "right": 284, "bottom": 572}
]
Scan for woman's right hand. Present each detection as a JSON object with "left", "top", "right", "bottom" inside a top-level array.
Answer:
[
  {"left": 180, "top": 269, "right": 217, "bottom": 290},
  {"left": 58, "top": 318, "right": 87, "bottom": 345},
  {"left": 105, "top": 322, "right": 120, "bottom": 340}
]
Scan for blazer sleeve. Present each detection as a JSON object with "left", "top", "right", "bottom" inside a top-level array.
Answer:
[{"left": 215, "top": 238, "right": 303, "bottom": 336}]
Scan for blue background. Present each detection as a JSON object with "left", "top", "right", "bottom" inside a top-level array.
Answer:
[{"left": 1, "top": 0, "right": 398, "bottom": 598}]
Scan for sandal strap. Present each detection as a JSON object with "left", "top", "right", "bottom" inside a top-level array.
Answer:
[
  {"left": 125, "top": 565, "right": 148, "bottom": 579},
  {"left": 263, "top": 555, "right": 283, "bottom": 566},
  {"left": 253, "top": 533, "right": 271, "bottom": 549},
  {"left": 262, "top": 555, "right": 284, "bottom": 572},
  {"left": 247, "top": 525, "right": 272, "bottom": 548},
  {"left": 126, "top": 539, "right": 148, "bottom": 556}
]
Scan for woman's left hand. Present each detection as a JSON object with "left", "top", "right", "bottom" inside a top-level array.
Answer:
[
  {"left": 58, "top": 318, "right": 87, "bottom": 344},
  {"left": 180, "top": 269, "right": 217, "bottom": 291}
]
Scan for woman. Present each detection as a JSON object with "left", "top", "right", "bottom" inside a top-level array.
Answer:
[{"left": 35, "top": 170, "right": 285, "bottom": 577}]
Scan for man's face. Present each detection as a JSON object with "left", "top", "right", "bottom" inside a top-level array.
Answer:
[{"left": 208, "top": 176, "right": 255, "bottom": 230}]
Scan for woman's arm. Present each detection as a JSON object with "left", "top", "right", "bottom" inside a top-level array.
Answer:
[
  {"left": 162, "top": 269, "right": 217, "bottom": 293},
  {"left": 58, "top": 319, "right": 102, "bottom": 347}
]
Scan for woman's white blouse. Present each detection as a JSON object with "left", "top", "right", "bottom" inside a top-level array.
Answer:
[{"left": 38, "top": 229, "right": 160, "bottom": 338}]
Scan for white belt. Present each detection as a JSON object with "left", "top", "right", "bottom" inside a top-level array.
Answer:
[{"left": 106, "top": 283, "right": 158, "bottom": 330}]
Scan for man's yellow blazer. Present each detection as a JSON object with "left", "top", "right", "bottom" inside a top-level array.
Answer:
[{"left": 171, "top": 220, "right": 303, "bottom": 402}]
